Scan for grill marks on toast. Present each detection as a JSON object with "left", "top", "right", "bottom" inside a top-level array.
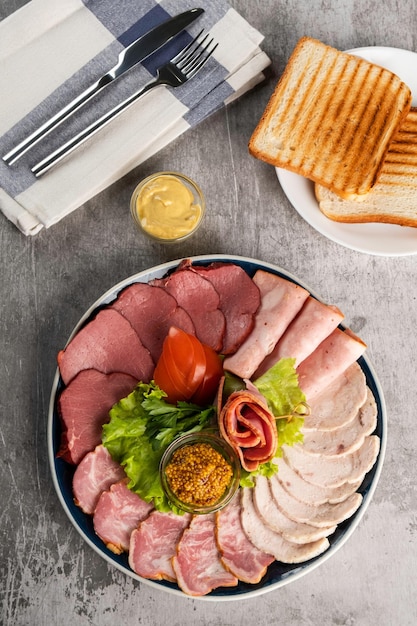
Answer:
[{"left": 249, "top": 37, "right": 412, "bottom": 198}]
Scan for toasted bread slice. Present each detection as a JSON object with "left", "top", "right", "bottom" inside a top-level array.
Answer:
[
  {"left": 315, "top": 108, "right": 417, "bottom": 227},
  {"left": 249, "top": 37, "right": 412, "bottom": 199}
]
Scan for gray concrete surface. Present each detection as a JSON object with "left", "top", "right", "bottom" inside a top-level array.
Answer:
[{"left": 1, "top": 1, "right": 417, "bottom": 625}]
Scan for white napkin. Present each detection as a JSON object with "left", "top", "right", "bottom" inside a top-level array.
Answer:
[{"left": 0, "top": 0, "right": 270, "bottom": 235}]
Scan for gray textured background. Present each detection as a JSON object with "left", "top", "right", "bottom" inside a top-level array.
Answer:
[{"left": 1, "top": 1, "right": 416, "bottom": 625}]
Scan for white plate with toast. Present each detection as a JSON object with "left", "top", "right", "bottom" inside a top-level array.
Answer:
[{"left": 277, "top": 46, "right": 417, "bottom": 256}]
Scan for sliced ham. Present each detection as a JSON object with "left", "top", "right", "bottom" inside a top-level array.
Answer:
[
  {"left": 172, "top": 514, "right": 238, "bottom": 596},
  {"left": 283, "top": 435, "right": 381, "bottom": 488},
  {"left": 152, "top": 269, "right": 226, "bottom": 352},
  {"left": 111, "top": 282, "right": 195, "bottom": 363},
  {"left": 72, "top": 445, "right": 126, "bottom": 515},
  {"left": 57, "top": 309, "right": 154, "bottom": 386},
  {"left": 253, "top": 475, "right": 336, "bottom": 544},
  {"left": 303, "top": 362, "right": 368, "bottom": 432},
  {"left": 184, "top": 261, "right": 261, "bottom": 354},
  {"left": 240, "top": 487, "right": 330, "bottom": 563},
  {"left": 302, "top": 387, "right": 377, "bottom": 457},
  {"left": 93, "top": 479, "right": 154, "bottom": 554},
  {"left": 255, "top": 297, "right": 344, "bottom": 376},
  {"left": 296, "top": 328, "right": 367, "bottom": 401},
  {"left": 276, "top": 456, "right": 362, "bottom": 506},
  {"left": 129, "top": 511, "right": 191, "bottom": 582},
  {"left": 269, "top": 473, "right": 363, "bottom": 528},
  {"left": 218, "top": 388, "right": 277, "bottom": 472},
  {"left": 216, "top": 492, "right": 274, "bottom": 583},
  {"left": 224, "top": 270, "right": 309, "bottom": 379},
  {"left": 57, "top": 369, "right": 137, "bottom": 464}
]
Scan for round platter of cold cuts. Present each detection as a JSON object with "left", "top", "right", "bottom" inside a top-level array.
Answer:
[{"left": 48, "top": 254, "right": 386, "bottom": 599}]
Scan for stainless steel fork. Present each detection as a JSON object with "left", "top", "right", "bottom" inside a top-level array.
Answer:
[{"left": 31, "top": 31, "right": 217, "bottom": 177}]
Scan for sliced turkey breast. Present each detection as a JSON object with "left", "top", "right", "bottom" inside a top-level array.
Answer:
[{"left": 240, "top": 487, "right": 329, "bottom": 563}]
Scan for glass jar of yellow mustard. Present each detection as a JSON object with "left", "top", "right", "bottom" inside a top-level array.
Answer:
[
  {"left": 160, "top": 432, "right": 240, "bottom": 514},
  {"left": 130, "top": 172, "right": 205, "bottom": 242}
]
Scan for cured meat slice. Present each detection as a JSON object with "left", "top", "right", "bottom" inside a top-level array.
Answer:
[
  {"left": 302, "top": 387, "right": 377, "bottom": 457},
  {"left": 111, "top": 282, "right": 195, "bottom": 363},
  {"left": 186, "top": 262, "right": 261, "bottom": 354},
  {"left": 224, "top": 270, "right": 309, "bottom": 379},
  {"left": 296, "top": 328, "right": 367, "bottom": 401},
  {"left": 152, "top": 269, "right": 226, "bottom": 352},
  {"left": 72, "top": 445, "right": 126, "bottom": 515},
  {"left": 57, "top": 309, "right": 154, "bottom": 386},
  {"left": 283, "top": 435, "right": 381, "bottom": 488},
  {"left": 253, "top": 475, "right": 336, "bottom": 543},
  {"left": 303, "top": 362, "right": 368, "bottom": 432},
  {"left": 218, "top": 388, "right": 277, "bottom": 471},
  {"left": 240, "top": 487, "right": 329, "bottom": 563},
  {"left": 172, "top": 514, "right": 238, "bottom": 596},
  {"left": 57, "top": 369, "right": 137, "bottom": 464},
  {"left": 276, "top": 456, "right": 362, "bottom": 506},
  {"left": 269, "top": 473, "right": 363, "bottom": 528},
  {"left": 255, "top": 297, "right": 344, "bottom": 376},
  {"left": 129, "top": 511, "right": 191, "bottom": 582},
  {"left": 216, "top": 492, "right": 274, "bottom": 583},
  {"left": 93, "top": 479, "right": 154, "bottom": 554}
]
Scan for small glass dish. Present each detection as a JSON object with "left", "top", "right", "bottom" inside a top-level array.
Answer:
[
  {"left": 130, "top": 171, "right": 205, "bottom": 243},
  {"left": 160, "top": 432, "right": 241, "bottom": 514}
]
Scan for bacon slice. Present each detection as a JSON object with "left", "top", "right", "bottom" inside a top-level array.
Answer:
[
  {"left": 93, "top": 479, "right": 154, "bottom": 554},
  {"left": 129, "top": 511, "right": 191, "bottom": 582},
  {"left": 57, "top": 309, "right": 154, "bottom": 386},
  {"left": 255, "top": 297, "right": 344, "bottom": 376},
  {"left": 111, "top": 282, "right": 195, "bottom": 363},
  {"left": 72, "top": 445, "right": 126, "bottom": 515},
  {"left": 172, "top": 514, "right": 238, "bottom": 596},
  {"left": 57, "top": 369, "right": 137, "bottom": 464},
  {"left": 216, "top": 492, "right": 274, "bottom": 583},
  {"left": 296, "top": 328, "right": 367, "bottom": 401},
  {"left": 224, "top": 270, "right": 309, "bottom": 379},
  {"left": 218, "top": 389, "right": 277, "bottom": 471}
]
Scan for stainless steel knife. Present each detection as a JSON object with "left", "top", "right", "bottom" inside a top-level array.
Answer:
[{"left": 3, "top": 8, "right": 204, "bottom": 164}]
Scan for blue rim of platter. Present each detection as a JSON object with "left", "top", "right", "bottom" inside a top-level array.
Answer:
[{"left": 48, "top": 254, "right": 387, "bottom": 601}]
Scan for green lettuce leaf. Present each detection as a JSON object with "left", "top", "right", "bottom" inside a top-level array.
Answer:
[{"left": 102, "top": 382, "right": 214, "bottom": 513}]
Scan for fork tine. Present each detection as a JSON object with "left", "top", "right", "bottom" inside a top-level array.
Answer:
[
  {"left": 183, "top": 40, "right": 218, "bottom": 78},
  {"left": 171, "top": 29, "right": 205, "bottom": 64}
]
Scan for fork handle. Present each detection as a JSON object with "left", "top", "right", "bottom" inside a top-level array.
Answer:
[
  {"left": 3, "top": 74, "right": 114, "bottom": 165},
  {"left": 31, "top": 77, "right": 162, "bottom": 177}
]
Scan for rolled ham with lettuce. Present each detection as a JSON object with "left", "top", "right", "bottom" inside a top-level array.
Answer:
[{"left": 218, "top": 386, "right": 278, "bottom": 472}]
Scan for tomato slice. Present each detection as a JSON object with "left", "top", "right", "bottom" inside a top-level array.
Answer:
[
  {"left": 153, "top": 351, "right": 185, "bottom": 404},
  {"left": 192, "top": 344, "right": 223, "bottom": 405}
]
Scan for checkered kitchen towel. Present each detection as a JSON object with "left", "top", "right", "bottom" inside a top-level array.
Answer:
[{"left": 0, "top": 0, "right": 270, "bottom": 235}]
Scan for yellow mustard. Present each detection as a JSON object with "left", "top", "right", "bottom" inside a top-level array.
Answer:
[{"left": 135, "top": 174, "right": 203, "bottom": 240}]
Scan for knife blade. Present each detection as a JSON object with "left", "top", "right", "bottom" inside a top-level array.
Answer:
[{"left": 3, "top": 8, "right": 204, "bottom": 164}]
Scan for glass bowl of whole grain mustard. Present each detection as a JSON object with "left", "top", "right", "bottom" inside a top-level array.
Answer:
[
  {"left": 160, "top": 432, "right": 241, "bottom": 514},
  {"left": 130, "top": 172, "right": 205, "bottom": 243}
]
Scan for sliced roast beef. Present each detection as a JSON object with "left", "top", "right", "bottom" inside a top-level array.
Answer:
[
  {"left": 255, "top": 297, "right": 344, "bottom": 376},
  {"left": 185, "top": 261, "right": 261, "bottom": 354},
  {"left": 224, "top": 270, "right": 309, "bottom": 379},
  {"left": 296, "top": 328, "right": 367, "bottom": 401},
  {"left": 240, "top": 487, "right": 330, "bottom": 563},
  {"left": 253, "top": 475, "right": 336, "bottom": 543},
  {"left": 283, "top": 435, "right": 381, "bottom": 489},
  {"left": 152, "top": 269, "right": 226, "bottom": 352},
  {"left": 129, "top": 510, "right": 191, "bottom": 582},
  {"left": 216, "top": 492, "right": 274, "bottom": 583},
  {"left": 276, "top": 456, "right": 362, "bottom": 506},
  {"left": 58, "top": 309, "right": 154, "bottom": 386},
  {"left": 303, "top": 362, "right": 368, "bottom": 432},
  {"left": 93, "top": 479, "right": 154, "bottom": 554},
  {"left": 58, "top": 369, "right": 137, "bottom": 464},
  {"left": 269, "top": 473, "right": 363, "bottom": 528},
  {"left": 302, "top": 387, "right": 377, "bottom": 457},
  {"left": 111, "top": 282, "right": 195, "bottom": 363},
  {"left": 172, "top": 514, "right": 238, "bottom": 596},
  {"left": 72, "top": 445, "right": 126, "bottom": 515}
]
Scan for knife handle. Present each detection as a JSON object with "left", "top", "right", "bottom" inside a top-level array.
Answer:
[{"left": 2, "top": 74, "right": 112, "bottom": 165}]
